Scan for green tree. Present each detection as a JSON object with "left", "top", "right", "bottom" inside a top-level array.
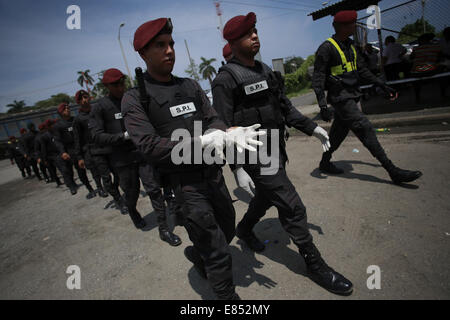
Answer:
[
  {"left": 6, "top": 100, "right": 27, "bottom": 114},
  {"left": 185, "top": 59, "right": 200, "bottom": 82},
  {"left": 198, "top": 57, "right": 217, "bottom": 87},
  {"left": 77, "top": 69, "right": 95, "bottom": 93},
  {"left": 397, "top": 19, "right": 436, "bottom": 44},
  {"left": 283, "top": 54, "right": 316, "bottom": 95},
  {"left": 283, "top": 56, "right": 305, "bottom": 74}
]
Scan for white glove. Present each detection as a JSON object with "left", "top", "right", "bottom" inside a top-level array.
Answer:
[
  {"left": 124, "top": 131, "right": 130, "bottom": 140},
  {"left": 312, "top": 126, "right": 331, "bottom": 152},
  {"left": 199, "top": 129, "right": 226, "bottom": 158},
  {"left": 233, "top": 167, "right": 255, "bottom": 197},
  {"left": 226, "top": 124, "right": 266, "bottom": 153}
]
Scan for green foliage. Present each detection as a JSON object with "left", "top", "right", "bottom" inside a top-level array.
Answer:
[
  {"left": 185, "top": 59, "right": 200, "bottom": 82},
  {"left": 397, "top": 19, "right": 436, "bottom": 44},
  {"left": 199, "top": 57, "right": 217, "bottom": 86},
  {"left": 284, "top": 56, "right": 305, "bottom": 74},
  {"left": 33, "top": 93, "right": 73, "bottom": 110},
  {"left": 283, "top": 54, "right": 315, "bottom": 96},
  {"left": 6, "top": 100, "right": 27, "bottom": 114}
]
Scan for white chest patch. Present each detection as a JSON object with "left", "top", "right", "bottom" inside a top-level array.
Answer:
[
  {"left": 115, "top": 113, "right": 123, "bottom": 120},
  {"left": 244, "top": 80, "right": 268, "bottom": 95},
  {"left": 169, "top": 102, "right": 196, "bottom": 118}
]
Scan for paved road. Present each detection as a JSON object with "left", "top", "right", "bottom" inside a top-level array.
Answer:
[{"left": 0, "top": 128, "right": 449, "bottom": 300}]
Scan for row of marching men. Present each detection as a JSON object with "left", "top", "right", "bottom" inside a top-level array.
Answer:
[{"left": 6, "top": 84, "right": 184, "bottom": 248}]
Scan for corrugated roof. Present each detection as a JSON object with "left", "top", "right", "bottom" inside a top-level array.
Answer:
[{"left": 308, "top": 0, "right": 382, "bottom": 21}]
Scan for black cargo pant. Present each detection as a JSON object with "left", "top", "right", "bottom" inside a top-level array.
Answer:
[
  {"left": 83, "top": 149, "right": 103, "bottom": 190},
  {"left": 14, "top": 157, "right": 28, "bottom": 177},
  {"left": 57, "top": 152, "right": 92, "bottom": 190},
  {"left": 238, "top": 155, "right": 313, "bottom": 250},
  {"left": 27, "top": 157, "right": 43, "bottom": 179},
  {"left": 45, "top": 155, "right": 62, "bottom": 184},
  {"left": 115, "top": 162, "right": 144, "bottom": 227},
  {"left": 139, "top": 162, "right": 179, "bottom": 231},
  {"left": 38, "top": 160, "right": 49, "bottom": 180},
  {"left": 324, "top": 98, "right": 391, "bottom": 167},
  {"left": 91, "top": 154, "right": 121, "bottom": 201},
  {"left": 170, "top": 167, "right": 236, "bottom": 299}
]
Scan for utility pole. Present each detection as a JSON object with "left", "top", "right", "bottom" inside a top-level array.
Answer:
[
  {"left": 118, "top": 23, "right": 133, "bottom": 83},
  {"left": 422, "top": 0, "right": 426, "bottom": 33},
  {"left": 215, "top": 2, "right": 225, "bottom": 42},
  {"left": 184, "top": 39, "right": 199, "bottom": 81}
]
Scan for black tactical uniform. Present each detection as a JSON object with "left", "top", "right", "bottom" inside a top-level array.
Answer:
[
  {"left": 34, "top": 130, "right": 50, "bottom": 182},
  {"left": 90, "top": 93, "right": 182, "bottom": 244},
  {"left": 213, "top": 57, "right": 352, "bottom": 295},
  {"left": 7, "top": 139, "right": 29, "bottom": 178},
  {"left": 40, "top": 130, "right": 63, "bottom": 186},
  {"left": 312, "top": 35, "right": 422, "bottom": 183},
  {"left": 20, "top": 126, "right": 42, "bottom": 180},
  {"left": 52, "top": 116, "right": 95, "bottom": 195},
  {"left": 73, "top": 107, "right": 107, "bottom": 196},
  {"left": 122, "top": 72, "right": 237, "bottom": 299}
]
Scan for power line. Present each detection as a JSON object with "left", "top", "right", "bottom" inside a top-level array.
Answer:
[{"left": 219, "top": 0, "right": 311, "bottom": 12}]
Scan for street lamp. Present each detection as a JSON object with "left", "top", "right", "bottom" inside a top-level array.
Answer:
[{"left": 118, "top": 22, "right": 133, "bottom": 83}]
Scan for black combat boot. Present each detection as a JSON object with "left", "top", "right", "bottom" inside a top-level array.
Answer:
[
  {"left": 159, "top": 227, "right": 182, "bottom": 246},
  {"left": 97, "top": 187, "right": 108, "bottom": 198},
  {"left": 114, "top": 197, "right": 129, "bottom": 215},
  {"left": 383, "top": 160, "right": 422, "bottom": 184},
  {"left": 319, "top": 151, "right": 344, "bottom": 174},
  {"left": 236, "top": 223, "right": 265, "bottom": 252},
  {"left": 300, "top": 243, "right": 353, "bottom": 295},
  {"left": 184, "top": 246, "right": 207, "bottom": 279},
  {"left": 86, "top": 188, "right": 97, "bottom": 199}
]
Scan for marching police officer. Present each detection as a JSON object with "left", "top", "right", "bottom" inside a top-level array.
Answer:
[
  {"left": 20, "top": 123, "right": 44, "bottom": 181},
  {"left": 40, "top": 119, "right": 63, "bottom": 186},
  {"left": 90, "top": 68, "right": 182, "bottom": 247},
  {"left": 212, "top": 12, "right": 353, "bottom": 295},
  {"left": 34, "top": 123, "right": 51, "bottom": 183},
  {"left": 73, "top": 89, "right": 108, "bottom": 197},
  {"left": 7, "top": 135, "right": 29, "bottom": 179},
  {"left": 312, "top": 10, "right": 422, "bottom": 184},
  {"left": 53, "top": 102, "right": 96, "bottom": 197},
  {"left": 122, "top": 18, "right": 263, "bottom": 299}
]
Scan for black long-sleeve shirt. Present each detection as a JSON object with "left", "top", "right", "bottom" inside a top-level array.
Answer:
[
  {"left": 121, "top": 74, "right": 227, "bottom": 170},
  {"left": 73, "top": 108, "right": 93, "bottom": 158},
  {"left": 40, "top": 131, "right": 59, "bottom": 162},
  {"left": 52, "top": 117, "right": 76, "bottom": 155},
  {"left": 212, "top": 58, "right": 317, "bottom": 135},
  {"left": 312, "top": 34, "right": 386, "bottom": 107}
]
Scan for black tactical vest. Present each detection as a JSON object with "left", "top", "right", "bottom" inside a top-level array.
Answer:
[
  {"left": 138, "top": 75, "right": 205, "bottom": 138},
  {"left": 219, "top": 61, "right": 284, "bottom": 129}
]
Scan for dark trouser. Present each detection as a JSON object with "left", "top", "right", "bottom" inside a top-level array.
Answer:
[
  {"left": 57, "top": 154, "right": 93, "bottom": 190},
  {"left": 91, "top": 154, "right": 121, "bottom": 201},
  {"left": 26, "top": 157, "right": 42, "bottom": 179},
  {"left": 138, "top": 162, "right": 170, "bottom": 230},
  {"left": 14, "top": 157, "right": 27, "bottom": 177},
  {"left": 38, "top": 161, "right": 49, "bottom": 180},
  {"left": 239, "top": 158, "right": 313, "bottom": 250},
  {"left": 45, "top": 156, "right": 61, "bottom": 183},
  {"left": 83, "top": 149, "right": 102, "bottom": 190},
  {"left": 170, "top": 168, "right": 236, "bottom": 299},
  {"left": 115, "top": 163, "right": 143, "bottom": 226},
  {"left": 324, "top": 98, "right": 391, "bottom": 168},
  {"left": 385, "top": 63, "right": 402, "bottom": 81}
]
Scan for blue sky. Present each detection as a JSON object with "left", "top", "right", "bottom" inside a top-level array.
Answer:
[{"left": 0, "top": 0, "right": 446, "bottom": 112}]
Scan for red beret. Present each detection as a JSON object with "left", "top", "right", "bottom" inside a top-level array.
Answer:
[
  {"left": 102, "top": 68, "right": 124, "bottom": 84},
  {"left": 334, "top": 10, "right": 357, "bottom": 23},
  {"left": 75, "top": 90, "right": 89, "bottom": 103},
  {"left": 44, "top": 119, "right": 53, "bottom": 127},
  {"left": 57, "top": 102, "right": 69, "bottom": 114},
  {"left": 223, "top": 12, "right": 256, "bottom": 41},
  {"left": 133, "top": 18, "right": 170, "bottom": 52},
  {"left": 20, "top": 128, "right": 26, "bottom": 134},
  {"left": 38, "top": 123, "right": 46, "bottom": 131},
  {"left": 223, "top": 43, "right": 232, "bottom": 59},
  {"left": 9, "top": 136, "right": 16, "bottom": 140}
]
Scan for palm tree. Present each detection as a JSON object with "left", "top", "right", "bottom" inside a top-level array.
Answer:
[
  {"left": 77, "top": 69, "right": 95, "bottom": 93},
  {"left": 6, "top": 100, "right": 26, "bottom": 114},
  {"left": 198, "top": 57, "right": 217, "bottom": 87}
]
